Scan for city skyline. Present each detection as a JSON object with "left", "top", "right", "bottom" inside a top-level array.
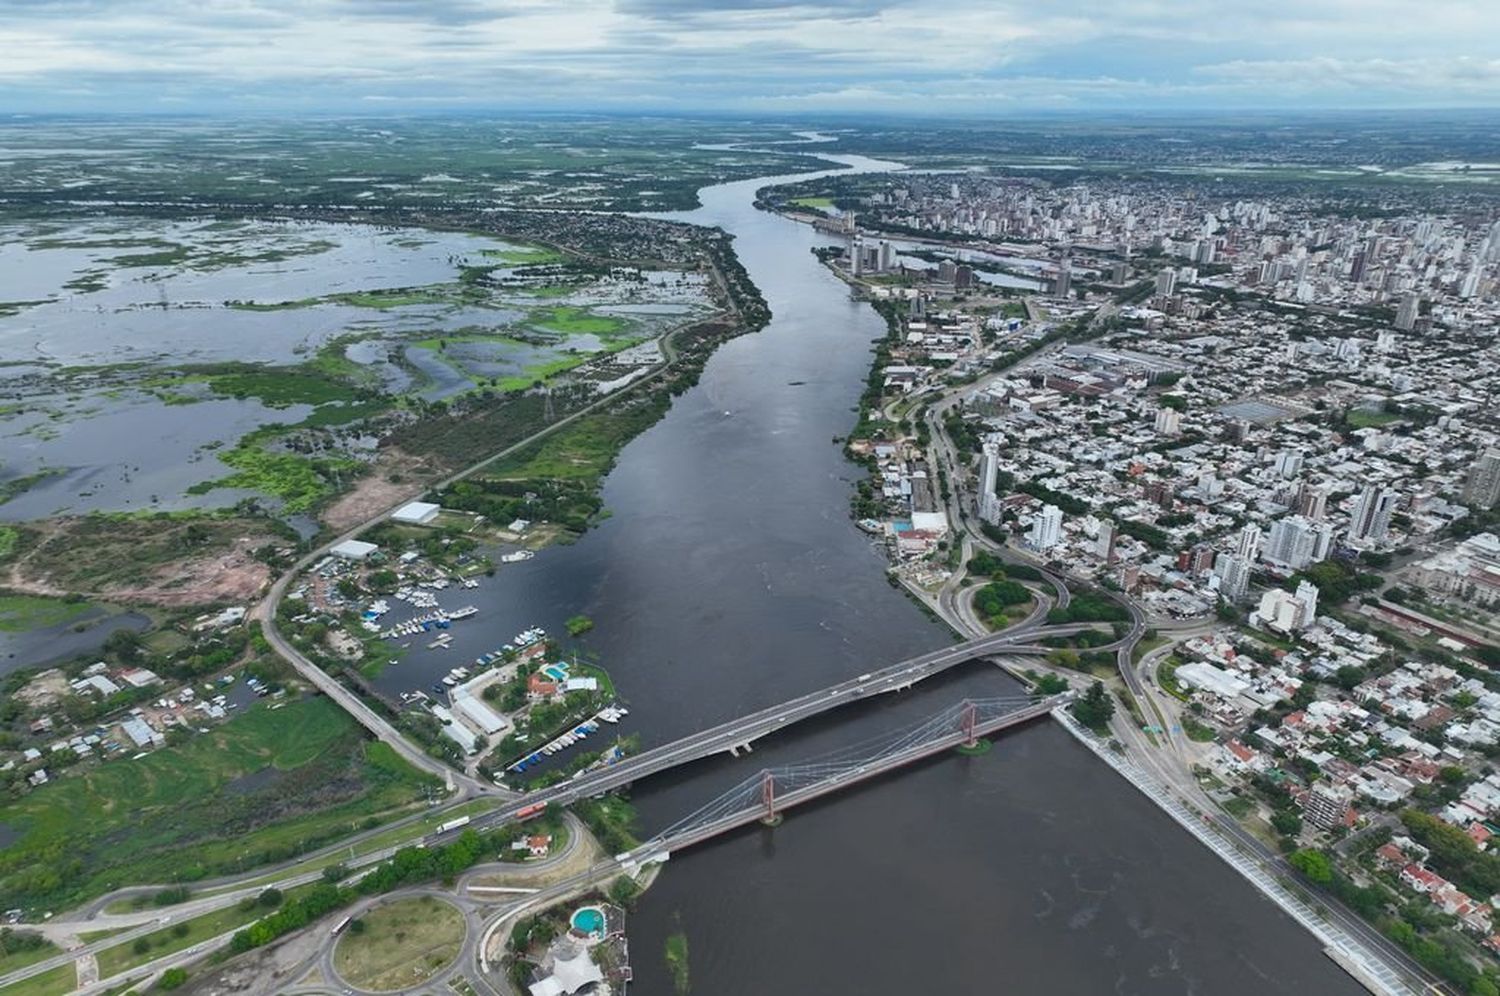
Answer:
[{"left": 2, "top": 0, "right": 1499, "bottom": 114}]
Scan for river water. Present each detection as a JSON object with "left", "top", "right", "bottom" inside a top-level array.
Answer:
[{"left": 383, "top": 154, "right": 1362, "bottom": 993}]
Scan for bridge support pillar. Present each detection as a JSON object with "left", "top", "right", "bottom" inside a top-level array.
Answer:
[
  {"left": 759, "top": 770, "right": 782, "bottom": 827},
  {"left": 954, "top": 700, "right": 992, "bottom": 755}
]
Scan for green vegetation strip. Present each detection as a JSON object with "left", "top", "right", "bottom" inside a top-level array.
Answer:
[
  {"left": 0, "top": 697, "right": 436, "bottom": 911},
  {"left": 0, "top": 595, "right": 92, "bottom": 633},
  {"left": 0, "top": 963, "right": 75, "bottom": 996}
]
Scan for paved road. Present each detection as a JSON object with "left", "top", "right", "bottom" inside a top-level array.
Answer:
[
  {"left": 255, "top": 287, "right": 728, "bottom": 795},
  {"left": 915, "top": 354, "right": 1446, "bottom": 994}
]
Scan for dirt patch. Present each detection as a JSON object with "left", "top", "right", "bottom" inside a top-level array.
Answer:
[
  {"left": 320, "top": 447, "right": 442, "bottom": 534},
  {"left": 5, "top": 515, "right": 279, "bottom": 608},
  {"left": 15, "top": 668, "right": 70, "bottom": 707}
]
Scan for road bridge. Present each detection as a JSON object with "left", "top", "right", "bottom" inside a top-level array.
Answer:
[
  {"left": 648, "top": 693, "right": 1064, "bottom": 854},
  {"left": 432, "top": 620, "right": 1080, "bottom": 843}
]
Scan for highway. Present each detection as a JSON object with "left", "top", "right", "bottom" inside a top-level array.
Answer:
[{"left": 432, "top": 617, "right": 1068, "bottom": 842}]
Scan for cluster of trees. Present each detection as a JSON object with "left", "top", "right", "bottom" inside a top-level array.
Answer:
[
  {"left": 1289, "top": 560, "right": 1383, "bottom": 605},
  {"left": 1046, "top": 592, "right": 1129, "bottom": 626},
  {"left": 1400, "top": 809, "right": 1500, "bottom": 899},
  {"left": 973, "top": 579, "right": 1030, "bottom": 621},
  {"left": 966, "top": 551, "right": 1043, "bottom": 580},
  {"left": 1069, "top": 681, "right": 1114, "bottom": 731},
  {"left": 1116, "top": 519, "right": 1170, "bottom": 551},
  {"left": 231, "top": 829, "right": 490, "bottom": 953},
  {"left": 1016, "top": 480, "right": 1089, "bottom": 516},
  {"left": 572, "top": 794, "right": 639, "bottom": 855}
]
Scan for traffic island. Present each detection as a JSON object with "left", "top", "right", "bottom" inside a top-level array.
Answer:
[{"left": 332, "top": 894, "right": 466, "bottom": 992}]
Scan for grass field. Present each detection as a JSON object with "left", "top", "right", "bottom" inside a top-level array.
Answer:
[
  {"left": 203, "top": 367, "right": 364, "bottom": 408},
  {"left": 0, "top": 935, "right": 60, "bottom": 977},
  {"left": 532, "top": 305, "right": 627, "bottom": 337},
  {"left": 0, "top": 697, "right": 437, "bottom": 912},
  {"left": 0, "top": 594, "right": 92, "bottom": 633},
  {"left": 93, "top": 884, "right": 316, "bottom": 979},
  {"left": 483, "top": 246, "right": 563, "bottom": 266},
  {"left": 1345, "top": 408, "right": 1402, "bottom": 428},
  {"left": 487, "top": 393, "right": 669, "bottom": 486},
  {"left": 334, "top": 895, "right": 464, "bottom": 991},
  {"left": 0, "top": 963, "right": 74, "bottom": 996},
  {"left": 790, "top": 196, "right": 835, "bottom": 210},
  {"left": 191, "top": 442, "right": 360, "bottom": 513}
]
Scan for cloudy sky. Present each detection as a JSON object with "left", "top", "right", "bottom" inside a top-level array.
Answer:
[{"left": 2, "top": 0, "right": 1498, "bottom": 114}]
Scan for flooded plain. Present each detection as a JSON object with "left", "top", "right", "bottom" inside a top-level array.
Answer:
[{"left": 0, "top": 217, "right": 712, "bottom": 518}]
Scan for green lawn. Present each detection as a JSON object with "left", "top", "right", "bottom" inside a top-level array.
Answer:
[
  {"left": 1156, "top": 658, "right": 1189, "bottom": 701},
  {"left": 0, "top": 698, "right": 438, "bottom": 912},
  {"left": 790, "top": 196, "right": 834, "bottom": 210},
  {"left": 488, "top": 395, "right": 668, "bottom": 486},
  {"left": 483, "top": 245, "right": 563, "bottom": 266},
  {"left": 531, "top": 306, "right": 627, "bottom": 337},
  {"left": 0, "top": 963, "right": 75, "bottom": 996},
  {"left": 94, "top": 884, "right": 315, "bottom": 979},
  {"left": 0, "top": 595, "right": 92, "bottom": 633},
  {"left": 202, "top": 798, "right": 499, "bottom": 896},
  {"left": 0, "top": 935, "right": 60, "bottom": 977},
  {"left": 1345, "top": 409, "right": 1401, "bottom": 428},
  {"left": 334, "top": 895, "right": 465, "bottom": 991}
]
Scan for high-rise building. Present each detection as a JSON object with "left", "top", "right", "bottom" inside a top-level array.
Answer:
[
  {"left": 1395, "top": 291, "right": 1421, "bottom": 331},
  {"left": 1462, "top": 450, "right": 1500, "bottom": 510},
  {"left": 878, "top": 240, "right": 897, "bottom": 273},
  {"left": 1349, "top": 484, "right": 1398, "bottom": 545},
  {"left": 1029, "top": 504, "right": 1063, "bottom": 551},
  {"left": 978, "top": 443, "right": 1002, "bottom": 524},
  {"left": 1095, "top": 521, "right": 1116, "bottom": 563},
  {"left": 1154, "top": 408, "right": 1182, "bottom": 436},
  {"left": 1217, "top": 553, "right": 1252, "bottom": 602},
  {"left": 1053, "top": 263, "right": 1071, "bottom": 299},
  {"left": 1251, "top": 581, "right": 1320, "bottom": 633},
  {"left": 1303, "top": 782, "right": 1353, "bottom": 831},
  {"left": 1236, "top": 523, "right": 1263, "bottom": 561},
  {"left": 1274, "top": 450, "right": 1303, "bottom": 479},
  {"left": 1298, "top": 484, "right": 1328, "bottom": 521},
  {"left": 1155, "top": 269, "right": 1176, "bottom": 298},
  {"left": 1295, "top": 579, "right": 1319, "bottom": 625},
  {"left": 1264, "top": 516, "right": 1322, "bottom": 570}
]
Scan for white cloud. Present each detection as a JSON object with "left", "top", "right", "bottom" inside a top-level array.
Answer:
[{"left": 0, "top": 0, "right": 1495, "bottom": 110}]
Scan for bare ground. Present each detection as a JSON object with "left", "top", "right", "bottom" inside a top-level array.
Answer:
[
  {"left": 4, "top": 517, "right": 277, "bottom": 608},
  {"left": 320, "top": 447, "right": 442, "bottom": 534}
]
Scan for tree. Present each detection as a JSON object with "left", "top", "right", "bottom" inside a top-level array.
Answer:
[
  {"left": 1289, "top": 848, "right": 1334, "bottom": 886},
  {"left": 321, "top": 863, "right": 348, "bottom": 884},
  {"left": 1070, "top": 681, "right": 1114, "bottom": 731},
  {"left": 257, "top": 887, "right": 283, "bottom": 908},
  {"left": 1271, "top": 810, "right": 1303, "bottom": 837},
  {"left": 158, "top": 967, "right": 189, "bottom": 990}
]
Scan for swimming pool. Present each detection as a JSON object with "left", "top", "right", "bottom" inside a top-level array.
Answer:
[
  {"left": 571, "top": 906, "right": 605, "bottom": 936},
  {"left": 544, "top": 665, "right": 569, "bottom": 681}
]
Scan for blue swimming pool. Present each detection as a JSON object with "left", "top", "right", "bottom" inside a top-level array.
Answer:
[
  {"left": 544, "top": 665, "right": 568, "bottom": 681},
  {"left": 571, "top": 907, "right": 605, "bottom": 935}
]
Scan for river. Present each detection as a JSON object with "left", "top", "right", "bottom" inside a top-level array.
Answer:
[{"left": 383, "top": 153, "right": 1364, "bottom": 994}]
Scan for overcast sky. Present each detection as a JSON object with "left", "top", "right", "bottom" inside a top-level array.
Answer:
[{"left": 2, "top": 0, "right": 1498, "bottom": 114}]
